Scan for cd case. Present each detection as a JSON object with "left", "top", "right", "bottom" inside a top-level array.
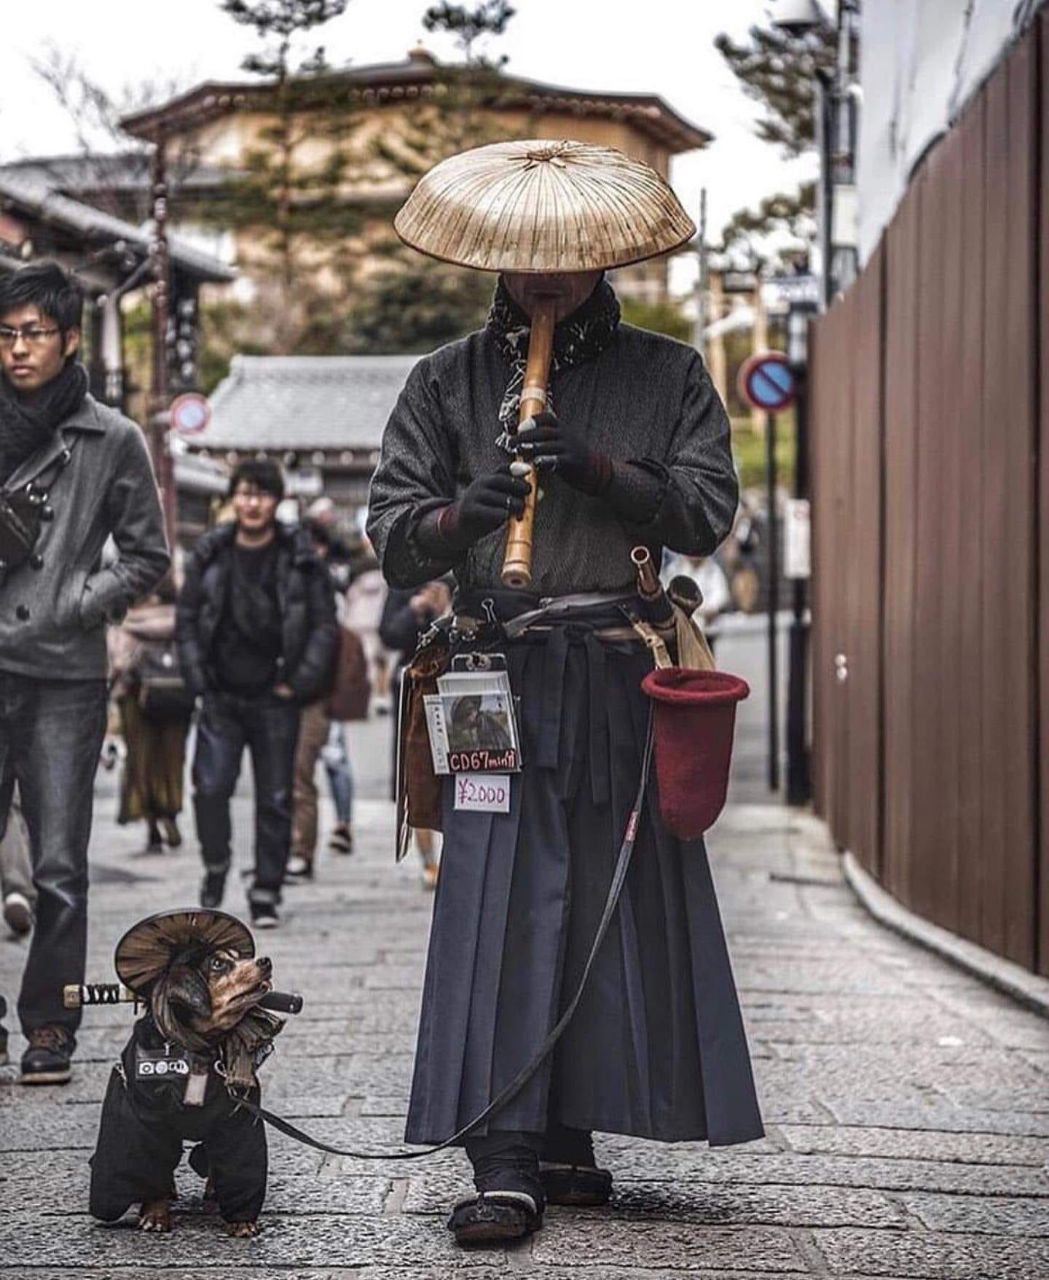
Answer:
[{"left": 423, "top": 667, "right": 521, "bottom": 774}]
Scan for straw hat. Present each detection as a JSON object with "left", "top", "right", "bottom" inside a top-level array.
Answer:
[
  {"left": 394, "top": 139, "right": 695, "bottom": 274},
  {"left": 115, "top": 908, "right": 255, "bottom": 997}
]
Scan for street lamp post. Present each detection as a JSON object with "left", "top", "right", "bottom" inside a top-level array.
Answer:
[
  {"left": 771, "top": 0, "right": 860, "bottom": 307},
  {"left": 149, "top": 134, "right": 177, "bottom": 552}
]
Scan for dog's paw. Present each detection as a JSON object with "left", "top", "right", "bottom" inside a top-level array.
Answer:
[
  {"left": 138, "top": 1201, "right": 172, "bottom": 1233},
  {"left": 226, "top": 1220, "right": 259, "bottom": 1238}
]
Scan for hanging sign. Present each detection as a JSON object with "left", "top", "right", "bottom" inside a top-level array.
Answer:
[
  {"left": 784, "top": 498, "right": 811, "bottom": 580},
  {"left": 170, "top": 393, "right": 212, "bottom": 437},
  {"left": 738, "top": 352, "right": 796, "bottom": 413}
]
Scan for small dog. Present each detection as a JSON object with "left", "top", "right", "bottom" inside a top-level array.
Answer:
[{"left": 89, "top": 944, "right": 281, "bottom": 1237}]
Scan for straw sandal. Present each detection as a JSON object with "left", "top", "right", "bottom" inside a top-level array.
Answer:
[{"left": 448, "top": 1190, "right": 542, "bottom": 1244}]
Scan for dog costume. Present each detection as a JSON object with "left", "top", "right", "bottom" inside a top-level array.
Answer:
[{"left": 88, "top": 909, "right": 282, "bottom": 1226}]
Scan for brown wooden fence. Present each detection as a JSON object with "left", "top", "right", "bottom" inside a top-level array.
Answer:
[{"left": 810, "top": 17, "right": 1049, "bottom": 974}]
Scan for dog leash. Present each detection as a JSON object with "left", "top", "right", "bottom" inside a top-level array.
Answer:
[{"left": 233, "top": 716, "right": 654, "bottom": 1160}]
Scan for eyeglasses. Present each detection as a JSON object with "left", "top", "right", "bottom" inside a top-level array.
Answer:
[
  {"left": 232, "top": 487, "right": 277, "bottom": 503},
  {"left": 0, "top": 325, "right": 60, "bottom": 348}
]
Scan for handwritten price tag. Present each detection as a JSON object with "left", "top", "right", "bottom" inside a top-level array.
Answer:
[{"left": 454, "top": 774, "right": 511, "bottom": 814}]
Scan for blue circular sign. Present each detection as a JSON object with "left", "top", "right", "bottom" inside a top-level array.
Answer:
[{"left": 739, "top": 353, "right": 796, "bottom": 412}]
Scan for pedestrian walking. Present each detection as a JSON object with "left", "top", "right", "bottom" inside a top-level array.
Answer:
[
  {"left": 1, "top": 789, "right": 34, "bottom": 937},
  {"left": 176, "top": 461, "right": 337, "bottom": 928},
  {"left": 0, "top": 261, "right": 169, "bottom": 1084},
  {"left": 286, "top": 519, "right": 353, "bottom": 881},
  {"left": 109, "top": 585, "right": 192, "bottom": 853},
  {"left": 368, "top": 141, "right": 762, "bottom": 1244},
  {"left": 321, "top": 721, "right": 355, "bottom": 854},
  {"left": 379, "top": 580, "right": 451, "bottom": 888},
  {"left": 343, "top": 541, "right": 389, "bottom": 707}
]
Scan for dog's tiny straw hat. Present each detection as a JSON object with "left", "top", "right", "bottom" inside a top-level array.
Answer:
[
  {"left": 115, "top": 908, "right": 255, "bottom": 996},
  {"left": 393, "top": 138, "right": 696, "bottom": 274}
]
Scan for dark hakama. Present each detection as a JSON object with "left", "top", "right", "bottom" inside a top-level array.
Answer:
[
  {"left": 368, "top": 291, "right": 763, "bottom": 1151},
  {"left": 405, "top": 628, "right": 762, "bottom": 1147}
]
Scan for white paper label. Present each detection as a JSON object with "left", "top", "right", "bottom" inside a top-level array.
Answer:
[
  {"left": 784, "top": 498, "right": 811, "bottom": 580},
  {"left": 454, "top": 774, "right": 511, "bottom": 813}
]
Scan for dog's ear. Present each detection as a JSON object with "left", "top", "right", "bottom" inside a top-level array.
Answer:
[{"left": 162, "top": 963, "right": 212, "bottom": 1020}]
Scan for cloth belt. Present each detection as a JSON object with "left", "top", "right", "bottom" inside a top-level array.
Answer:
[{"left": 456, "top": 589, "right": 638, "bottom": 806}]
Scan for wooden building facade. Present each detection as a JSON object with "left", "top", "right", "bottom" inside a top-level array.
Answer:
[{"left": 810, "top": 16, "right": 1049, "bottom": 975}]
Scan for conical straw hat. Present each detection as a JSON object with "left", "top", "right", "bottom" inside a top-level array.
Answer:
[
  {"left": 394, "top": 139, "right": 696, "bottom": 274},
  {"left": 115, "top": 908, "right": 255, "bottom": 996}
]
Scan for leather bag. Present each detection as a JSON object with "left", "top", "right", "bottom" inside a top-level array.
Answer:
[
  {"left": 137, "top": 642, "right": 194, "bottom": 722},
  {"left": 327, "top": 625, "right": 371, "bottom": 722},
  {"left": 395, "top": 627, "right": 451, "bottom": 851}
]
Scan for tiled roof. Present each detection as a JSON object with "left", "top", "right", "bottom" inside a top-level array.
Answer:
[
  {"left": 121, "top": 54, "right": 711, "bottom": 155},
  {"left": 199, "top": 354, "right": 420, "bottom": 454},
  {"left": 0, "top": 169, "right": 234, "bottom": 283}
]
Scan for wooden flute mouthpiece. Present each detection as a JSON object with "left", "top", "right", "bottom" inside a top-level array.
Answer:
[{"left": 631, "top": 546, "right": 675, "bottom": 627}]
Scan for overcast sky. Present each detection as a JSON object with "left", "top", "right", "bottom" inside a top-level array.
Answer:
[{"left": 0, "top": 0, "right": 815, "bottom": 249}]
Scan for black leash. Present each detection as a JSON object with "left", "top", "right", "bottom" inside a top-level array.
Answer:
[{"left": 234, "top": 716, "right": 655, "bottom": 1160}]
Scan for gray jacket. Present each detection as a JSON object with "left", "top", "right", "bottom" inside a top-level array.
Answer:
[{"left": 0, "top": 394, "right": 170, "bottom": 680}]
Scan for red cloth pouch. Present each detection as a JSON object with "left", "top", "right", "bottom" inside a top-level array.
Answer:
[{"left": 641, "top": 668, "right": 750, "bottom": 839}]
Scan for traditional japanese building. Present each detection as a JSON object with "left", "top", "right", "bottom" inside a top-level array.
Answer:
[
  {"left": 198, "top": 353, "right": 420, "bottom": 517},
  {"left": 118, "top": 49, "right": 709, "bottom": 306}
]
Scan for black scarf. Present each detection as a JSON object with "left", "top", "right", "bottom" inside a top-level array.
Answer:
[
  {"left": 0, "top": 362, "right": 88, "bottom": 485},
  {"left": 486, "top": 277, "right": 621, "bottom": 449}
]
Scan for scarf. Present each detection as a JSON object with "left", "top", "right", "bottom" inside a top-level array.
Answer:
[
  {"left": 0, "top": 361, "right": 88, "bottom": 485},
  {"left": 153, "top": 1000, "right": 285, "bottom": 1094},
  {"left": 486, "top": 277, "right": 621, "bottom": 451}
]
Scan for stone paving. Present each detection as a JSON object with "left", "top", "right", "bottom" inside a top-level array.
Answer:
[{"left": 1, "top": 707, "right": 1048, "bottom": 1277}]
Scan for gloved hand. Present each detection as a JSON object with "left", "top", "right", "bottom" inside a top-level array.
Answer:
[
  {"left": 514, "top": 410, "right": 612, "bottom": 494},
  {"left": 419, "top": 467, "right": 531, "bottom": 555}
]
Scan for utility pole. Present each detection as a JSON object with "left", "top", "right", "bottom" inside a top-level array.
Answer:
[
  {"left": 149, "top": 134, "right": 177, "bottom": 551},
  {"left": 693, "top": 187, "right": 708, "bottom": 355}
]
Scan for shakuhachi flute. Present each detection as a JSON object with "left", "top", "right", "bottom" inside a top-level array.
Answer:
[
  {"left": 501, "top": 295, "right": 558, "bottom": 589},
  {"left": 631, "top": 545, "right": 676, "bottom": 630},
  {"left": 63, "top": 982, "right": 304, "bottom": 1014}
]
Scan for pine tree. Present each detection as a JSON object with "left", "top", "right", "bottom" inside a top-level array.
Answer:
[
  {"left": 346, "top": 1, "right": 519, "bottom": 354},
  {"left": 714, "top": 21, "right": 837, "bottom": 159},
  {"left": 714, "top": 18, "right": 837, "bottom": 266},
  {"left": 216, "top": 0, "right": 356, "bottom": 352},
  {"left": 717, "top": 183, "right": 817, "bottom": 271}
]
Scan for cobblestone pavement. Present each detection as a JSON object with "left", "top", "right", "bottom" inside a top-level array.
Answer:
[{"left": 1, "top": 707, "right": 1048, "bottom": 1278}]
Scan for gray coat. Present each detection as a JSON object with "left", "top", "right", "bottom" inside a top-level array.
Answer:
[{"left": 0, "top": 394, "right": 170, "bottom": 681}]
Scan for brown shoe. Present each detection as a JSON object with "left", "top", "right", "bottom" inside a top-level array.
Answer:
[{"left": 20, "top": 1025, "right": 73, "bottom": 1085}]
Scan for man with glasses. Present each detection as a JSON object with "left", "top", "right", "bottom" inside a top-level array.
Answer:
[
  {"left": 0, "top": 261, "right": 169, "bottom": 1084},
  {"left": 176, "top": 460, "right": 337, "bottom": 927}
]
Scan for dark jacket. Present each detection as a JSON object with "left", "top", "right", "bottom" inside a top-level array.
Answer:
[
  {"left": 176, "top": 523, "right": 337, "bottom": 702},
  {"left": 89, "top": 1013, "right": 268, "bottom": 1225},
  {"left": 0, "top": 394, "right": 170, "bottom": 680},
  {"left": 367, "top": 319, "right": 737, "bottom": 593}
]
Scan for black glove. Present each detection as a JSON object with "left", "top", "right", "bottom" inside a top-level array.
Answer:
[
  {"left": 514, "top": 410, "right": 612, "bottom": 494},
  {"left": 417, "top": 467, "right": 530, "bottom": 556}
]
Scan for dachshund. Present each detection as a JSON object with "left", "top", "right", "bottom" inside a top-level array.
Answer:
[{"left": 89, "top": 946, "right": 281, "bottom": 1238}]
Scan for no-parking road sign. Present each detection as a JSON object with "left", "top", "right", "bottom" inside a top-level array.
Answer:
[
  {"left": 738, "top": 352, "right": 796, "bottom": 413},
  {"left": 170, "top": 392, "right": 212, "bottom": 437}
]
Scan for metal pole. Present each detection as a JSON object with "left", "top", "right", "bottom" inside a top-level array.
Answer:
[
  {"left": 767, "top": 409, "right": 780, "bottom": 792},
  {"left": 693, "top": 187, "right": 708, "bottom": 355},
  {"left": 149, "top": 134, "right": 177, "bottom": 551},
  {"left": 815, "top": 72, "right": 834, "bottom": 310},
  {"left": 786, "top": 364, "right": 812, "bottom": 804}
]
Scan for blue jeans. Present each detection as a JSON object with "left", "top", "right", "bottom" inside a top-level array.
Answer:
[
  {"left": 192, "top": 691, "right": 300, "bottom": 906},
  {"left": 322, "top": 721, "right": 353, "bottom": 825},
  {"left": 0, "top": 674, "right": 107, "bottom": 1038}
]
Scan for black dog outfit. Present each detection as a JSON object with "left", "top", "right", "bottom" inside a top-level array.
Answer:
[
  {"left": 88, "top": 908, "right": 280, "bottom": 1227},
  {"left": 89, "top": 1011, "right": 270, "bottom": 1225}
]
